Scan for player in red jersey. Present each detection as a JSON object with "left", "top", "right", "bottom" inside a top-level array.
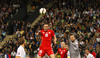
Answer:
[
  {"left": 55, "top": 42, "right": 68, "bottom": 58},
  {"left": 36, "top": 24, "right": 57, "bottom": 58}
]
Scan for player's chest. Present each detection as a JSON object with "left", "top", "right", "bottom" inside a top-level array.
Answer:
[
  {"left": 59, "top": 49, "right": 66, "bottom": 54},
  {"left": 41, "top": 31, "right": 52, "bottom": 37}
]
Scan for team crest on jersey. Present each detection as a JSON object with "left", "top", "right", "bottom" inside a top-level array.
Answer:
[
  {"left": 17, "top": 52, "right": 20, "bottom": 55},
  {"left": 49, "top": 32, "right": 50, "bottom": 34},
  {"left": 61, "top": 52, "right": 62, "bottom": 54},
  {"left": 40, "top": 50, "right": 42, "bottom": 53},
  {"left": 45, "top": 34, "right": 48, "bottom": 37},
  {"left": 43, "top": 32, "right": 45, "bottom": 34}
]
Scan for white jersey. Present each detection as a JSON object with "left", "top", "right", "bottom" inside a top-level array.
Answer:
[
  {"left": 86, "top": 53, "right": 94, "bottom": 58},
  {"left": 67, "top": 51, "right": 70, "bottom": 58},
  {"left": 16, "top": 46, "right": 26, "bottom": 58}
]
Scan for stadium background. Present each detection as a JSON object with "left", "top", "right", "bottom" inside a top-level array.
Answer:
[{"left": 0, "top": 0, "right": 100, "bottom": 58}]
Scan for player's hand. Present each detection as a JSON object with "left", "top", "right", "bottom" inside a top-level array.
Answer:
[{"left": 36, "top": 30, "right": 41, "bottom": 35}]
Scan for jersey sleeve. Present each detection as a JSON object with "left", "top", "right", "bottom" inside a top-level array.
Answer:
[
  {"left": 52, "top": 30, "right": 55, "bottom": 37},
  {"left": 16, "top": 48, "right": 22, "bottom": 56}
]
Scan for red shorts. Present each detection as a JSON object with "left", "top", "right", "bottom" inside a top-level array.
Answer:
[{"left": 38, "top": 46, "right": 54, "bottom": 57}]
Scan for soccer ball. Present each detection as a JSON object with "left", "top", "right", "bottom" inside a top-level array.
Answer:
[{"left": 39, "top": 8, "right": 46, "bottom": 14}]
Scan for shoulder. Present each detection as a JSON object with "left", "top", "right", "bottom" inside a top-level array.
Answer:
[
  {"left": 40, "top": 30, "right": 44, "bottom": 33},
  {"left": 40, "top": 30, "right": 44, "bottom": 32},
  {"left": 75, "top": 40, "right": 78, "bottom": 44},
  {"left": 17, "top": 46, "right": 22, "bottom": 51},
  {"left": 48, "top": 29, "right": 53, "bottom": 32},
  {"left": 58, "top": 48, "right": 61, "bottom": 50},
  {"left": 89, "top": 53, "right": 94, "bottom": 57},
  {"left": 64, "top": 48, "right": 67, "bottom": 51},
  {"left": 58, "top": 48, "right": 61, "bottom": 52}
]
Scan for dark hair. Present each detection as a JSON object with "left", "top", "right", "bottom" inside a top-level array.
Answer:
[
  {"left": 43, "top": 23, "right": 49, "bottom": 26},
  {"left": 85, "top": 48, "right": 89, "bottom": 51},
  {"left": 70, "top": 33, "right": 75, "bottom": 36},
  {"left": 70, "top": 34, "right": 76, "bottom": 38},
  {"left": 18, "top": 37, "right": 25, "bottom": 45}
]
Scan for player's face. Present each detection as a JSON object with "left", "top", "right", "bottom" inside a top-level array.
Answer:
[
  {"left": 65, "top": 45, "right": 68, "bottom": 50},
  {"left": 43, "top": 24, "right": 49, "bottom": 31},
  {"left": 85, "top": 50, "right": 88, "bottom": 54},
  {"left": 70, "top": 35, "right": 75, "bottom": 42},
  {"left": 61, "top": 42, "right": 65, "bottom": 49}
]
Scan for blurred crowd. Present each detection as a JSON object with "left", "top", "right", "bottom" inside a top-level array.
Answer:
[
  {"left": 0, "top": 0, "right": 21, "bottom": 41},
  {"left": 0, "top": 0, "right": 100, "bottom": 58}
]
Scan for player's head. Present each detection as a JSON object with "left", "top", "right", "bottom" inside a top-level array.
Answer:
[
  {"left": 61, "top": 42, "right": 65, "bottom": 49},
  {"left": 85, "top": 48, "right": 89, "bottom": 55},
  {"left": 43, "top": 24, "right": 49, "bottom": 31},
  {"left": 18, "top": 37, "right": 26, "bottom": 46},
  {"left": 65, "top": 44, "right": 68, "bottom": 50},
  {"left": 70, "top": 34, "right": 76, "bottom": 42}
]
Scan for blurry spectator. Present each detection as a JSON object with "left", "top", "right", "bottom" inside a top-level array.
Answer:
[
  {"left": 90, "top": 47, "right": 96, "bottom": 58},
  {"left": 17, "top": 32, "right": 21, "bottom": 38},
  {"left": 96, "top": 50, "right": 100, "bottom": 58},
  {"left": 26, "top": 22, "right": 31, "bottom": 29},
  {"left": 16, "top": 29, "right": 20, "bottom": 35},
  {"left": 1, "top": 30, "right": 6, "bottom": 40},
  {"left": 79, "top": 39, "right": 84, "bottom": 46},
  {"left": 20, "top": 29, "right": 24, "bottom": 35},
  {"left": 0, "top": 49, "right": 3, "bottom": 58},
  {"left": 29, "top": 48, "right": 34, "bottom": 57},
  {"left": 11, "top": 50, "right": 16, "bottom": 58}
]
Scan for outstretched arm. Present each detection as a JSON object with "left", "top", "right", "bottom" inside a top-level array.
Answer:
[
  {"left": 54, "top": 35, "right": 57, "bottom": 44},
  {"left": 55, "top": 52, "right": 58, "bottom": 56},
  {"left": 36, "top": 30, "right": 41, "bottom": 36}
]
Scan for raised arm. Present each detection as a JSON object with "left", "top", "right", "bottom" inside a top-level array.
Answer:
[
  {"left": 52, "top": 30, "right": 57, "bottom": 44},
  {"left": 54, "top": 35, "right": 57, "bottom": 44},
  {"left": 55, "top": 52, "right": 58, "bottom": 56},
  {"left": 36, "top": 30, "right": 41, "bottom": 36}
]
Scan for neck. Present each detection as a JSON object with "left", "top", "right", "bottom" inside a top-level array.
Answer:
[
  {"left": 61, "top": 47, "right": 64, "bottom": 49},
  {"left": 44, "top": 29, "right": 48, "bottom": 32},
  {"left": 87, "top": 53, "right": 89, "bottom": 55},
  {"left": 20, "top": 44, "right": 24, "bottom": 48}
]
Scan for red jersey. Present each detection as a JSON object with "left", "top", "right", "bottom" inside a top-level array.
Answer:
[
  {"left": 40, "top": 29, "right": 55, "bottom": 48},
  {"left": 91, "top": 52, "right": 96, "bottom": 58},
  {"left": 57, "top": 48, "right": 67, "bottom": 58}
]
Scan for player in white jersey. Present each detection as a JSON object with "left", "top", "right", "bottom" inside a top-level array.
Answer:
[
  {"left": 68, "top": 34, "right": 81, "bottom": 58},
  {"left": 85, "top": 48, "right": 94, "bottom": 58},
  {"left": 16, "top": 37, "right": 30, "bottom": 58}
]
